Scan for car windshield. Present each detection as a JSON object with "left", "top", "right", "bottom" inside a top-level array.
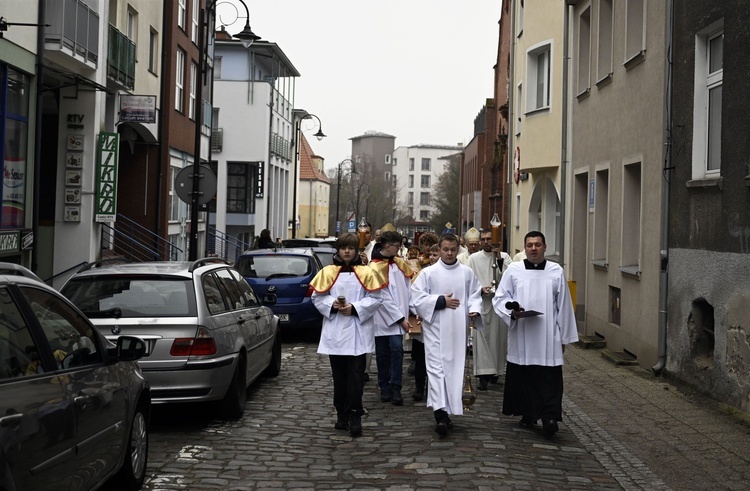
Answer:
[
  {"left": 236, "top": 255, "right": 312, "bottom": 279},
  {"left": 61, "top": 276, "right": 196, "bottom": 317}
]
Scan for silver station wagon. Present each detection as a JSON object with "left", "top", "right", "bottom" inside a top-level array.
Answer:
[{"left": 60, "top": 259, "right": 281, "bottom": 419}]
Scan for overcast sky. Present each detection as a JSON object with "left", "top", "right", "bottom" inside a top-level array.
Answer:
[{"left": 217, "top": 1, "right": 502, "bottom": 172}]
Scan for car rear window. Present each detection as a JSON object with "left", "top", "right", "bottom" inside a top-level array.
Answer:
[
  {"left": 61, "top": 277, "right": 196, "bottom": 318},
  {"left": 236, "top": 255, "right": 312, "bottom": 279}
]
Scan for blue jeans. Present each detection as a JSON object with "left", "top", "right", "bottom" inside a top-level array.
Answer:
[{"left": 375, "top": 334, "right": 403, "bottom": 389}]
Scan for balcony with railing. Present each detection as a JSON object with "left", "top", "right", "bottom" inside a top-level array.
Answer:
[
  {"left": 107, "top": 24, "right": 135, "bottom": 89},
  {"left": 211, "top": 128, "right": 223, "bottom": 153},
  {"left": 45, "top": 0, "right": 100, "bottom": 67},
  {"left": 271, "top": 133, "right": 292, "bottom": 161}
]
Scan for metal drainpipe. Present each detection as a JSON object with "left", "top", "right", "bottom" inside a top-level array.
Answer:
[
  {"left": 506, "top": 1, "right": 517, "bottom": 249},
  {"left": 653, "top": 0, "right": 674, "bottom": 376},
  {"left": 560, "top": 2, "right": 571, "bottom": 268}
]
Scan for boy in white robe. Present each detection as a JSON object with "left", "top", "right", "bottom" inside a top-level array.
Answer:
[
  {"left": 369, "top": 231, "right": 415, "bottom": 406},
  {"left": 411, "top": 233, "right": 483, "bottom": 435},
  {"left": 492, "top": 231, "right": 579, "bottom": 438},
  {"left": 311, "top": 233, "right": 386, "bottom": 437}
]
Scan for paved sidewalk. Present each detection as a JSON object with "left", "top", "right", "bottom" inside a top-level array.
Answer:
[
  {"left": 563, "top": 345, "right": 750, "bottom": 491},
  {"left": 143, "top": 341, "right": 750, "bottom": 490}
]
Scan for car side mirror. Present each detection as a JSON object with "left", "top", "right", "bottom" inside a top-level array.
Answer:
[{"left": 117, "top": 335, "right": 147, "bottom": 361}]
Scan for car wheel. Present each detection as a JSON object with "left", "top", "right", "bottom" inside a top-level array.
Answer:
[
  {"left": 221, "top": 355, "right": 247, "bottom": 420},
  {"left": 263, "top": 332, "right": 282, "bottom": 377},
  {"left": 116, "top": 401, "right": 148, "bottom": 490}
]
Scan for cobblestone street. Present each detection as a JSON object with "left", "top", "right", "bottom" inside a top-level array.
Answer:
[{"left": 142, "top": 338, "right": 750, "bottom": 490}]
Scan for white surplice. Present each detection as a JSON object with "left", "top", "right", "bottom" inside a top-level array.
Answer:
[
  {"left": 492, "top": 260, "right": 579, "bottom": 366},
  {"left": 313, "top": 272, "right": 383, "bottom": 356},
  {"left": 411, "top": 259, "right": 483, "bottom": 415},
  {"left": 373, "top": 262, "right": 411, "bottom": 337},
  {"left": 467, "top": 250, "right": 512, "bottom": 376}
]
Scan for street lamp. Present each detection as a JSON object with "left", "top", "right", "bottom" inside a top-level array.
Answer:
[
  {"left": 335, "top": 159, "right": 357, "bottom": 237},
  {"left": 189, "top": 0, "right": 260, "bottom": 260},
  {"left": 291, "top": 112, "right": 326, "bottom": 238}
]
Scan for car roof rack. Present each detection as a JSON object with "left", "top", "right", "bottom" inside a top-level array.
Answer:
[
  {"left": 189, "top": 257, "right": 228, "bottom": 273},
  {"left": 0, "top": 262, "right": 43, "bottom": 282},
  {"left": 78, "top": 257, "right": 131, "bottom": 272}
]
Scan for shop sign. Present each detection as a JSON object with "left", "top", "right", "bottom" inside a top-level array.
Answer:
[{"left": 95, "top": 133, "right": 119, "bottom": 223}]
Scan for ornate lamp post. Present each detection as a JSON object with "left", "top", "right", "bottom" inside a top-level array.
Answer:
[
  {"left": 291, "top": 112, "right": 325, "bottom": 238},
  {"left": 189, "top": 0, "right": 260, "bottom": 260}
]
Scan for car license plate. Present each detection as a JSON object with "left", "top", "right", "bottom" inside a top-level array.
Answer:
[{"left": 278, "top": 314, "right": 289, "bottom": 322}]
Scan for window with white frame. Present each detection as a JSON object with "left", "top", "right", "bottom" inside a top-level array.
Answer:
[
  {"left": 420, "top": 175, "right": 430, "bottom": 188},
  {"left": 192, "top": 0, "right": 199, "bottom": 42},
  {"left": 408, "top": 175, "right": 414, "bottom": 188},
  {"left": 409, "top": 158, "right": 414, "bottom": 171},
  {"left": 392, "top": 158, "right": 397, "bottom": 167},
  {"left": 420, "top": 192, "right": 430, "bottom": 206},
  {"left": 214, "top": 56, "right": 221, "bottom": 79},
  {"left": 421, "top": 158, "right": 431, "bottom": 171},
  {"left": 385, "top": 154, "right": 391, "bottom": 164},
  {"left": 407, "top": 192, "right": 413, "bottom": 205},
  {"left": 189, "top": 62, "right": 197, "bottom": 119},
  {"left": 178, "top": 0, "right": 186, "bottom": 30},
  {"left": 526, "top": 43, "right": 551, "bottom": 112},
  {"left": 597, "top": 0, "right": 613, "bottom": 83},
  {"left": 593, "top": 167, "right": 609, "bottom": 262},
  {"left": 577, "top": 6, "right": 591, "bottom": 96},
  {"left": 127, "top": 8, "right": 137, "bottom": 42},
  {"left": 149, "top": 28, "right": 158, "bottom": 74},
  {"left": 692, "top": 24, "right": 723, "bottom": 178},
  {"left": 420, "top": 210, "right": 430, "bottom": 221},
  {"left": 385, "top": 171, "right": 391, "bottom": 182},
  {"left": 175, "top": 49, "right": 185, "bottom": 112},
  {"left": 625, "top": 0, "right": 645, "bottom": 63},
  {"left": 621, "top": 161, "right": 641, "bottom": 271}
]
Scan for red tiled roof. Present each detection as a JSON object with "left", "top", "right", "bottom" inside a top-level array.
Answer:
[{"left": 299, "top": 134, "right": 331, "bottom": 183}]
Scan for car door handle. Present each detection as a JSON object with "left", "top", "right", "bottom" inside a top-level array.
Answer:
[
  {"left": 74, "top": 395, "right": 92, "bottom": 407},
  {"left": 0, "top": 413, "right": 24, "bottom": 427},
  {"left": 238, "top": 318, "right": 246, "bottom": 325}
]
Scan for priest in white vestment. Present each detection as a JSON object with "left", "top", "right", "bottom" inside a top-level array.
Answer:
[
  {"left": 492, "top": 231, "right": 579, "bottom": 438},
  {"left": 457, "top": 227, "right": 481, "bottom": 265},
  {"left": 467, "top": 229, "right": 513, "bottom": 390},
  {"left": 411, "top": 233, "right": 483, "bottom": 435}
]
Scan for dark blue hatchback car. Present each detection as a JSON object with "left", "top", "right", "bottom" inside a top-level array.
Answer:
[{"left": 235, "top": 248, "right": 331, "bottom": 330}]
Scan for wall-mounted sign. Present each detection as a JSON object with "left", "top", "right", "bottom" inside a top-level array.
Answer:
[
  {"left": 95, "top": 132, "right": 119, "bottom": 223},
  {"left": 0, "top": 231, "right": 19, "bottom": 254},
  {"left": 120, "top": 95, "right": 156, "bottom": 123}
]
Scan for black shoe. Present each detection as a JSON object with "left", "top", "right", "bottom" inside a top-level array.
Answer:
[
  {"left": 349, "top": 412, "right": 362, "bottom": 437},
  {"left": 380, "top": 387, "right": 392, "bottom": 402},
  {"left": 446, "top": 417, "right": 454, "bottom": 429},
  {"left": 478, "top": 377, "right": 489, "bottom": 391},
  {"left": 435, "top": 420, "right": 448, "bottom": 436},
  {"left": 391, "top": 386, "right": 403, "bottom": 406},
  {"left": 542, "top": 419, "right": 559, "bottom": 437},
  {"left": 407, "top": 360, "right": 416, "bottom": 375},
  {"left": 412, "top": 385, "right": 424, "bottom": 401},
  {"left": 363, "top": 372, "right": 370, "bottom": 382},
  {"left": 334, "top": 413, "right": 349, "bottom": 431},
  {"left": 519, "top": 418, "right": 536, "bottom": 429}
]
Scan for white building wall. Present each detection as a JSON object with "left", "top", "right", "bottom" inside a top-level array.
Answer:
[{"left": 392, "top": 145, "right": 462, "bottom": 223}]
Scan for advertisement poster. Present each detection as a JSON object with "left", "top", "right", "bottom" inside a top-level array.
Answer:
[{"left": 2, "top": 156, "right": 25, "bottom": 227}]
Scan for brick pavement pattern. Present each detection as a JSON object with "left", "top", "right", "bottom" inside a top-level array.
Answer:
[{"left": 143, "top": 342, "right": 750, "bottom": 490}]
